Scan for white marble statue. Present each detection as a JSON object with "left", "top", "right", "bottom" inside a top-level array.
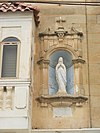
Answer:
[{"left": 56, "top": 57, "right": 67, "bottom": 94}]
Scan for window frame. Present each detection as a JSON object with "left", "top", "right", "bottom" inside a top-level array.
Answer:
[{"left": 0, "top": 38, "right": 20, "bottom": 78}]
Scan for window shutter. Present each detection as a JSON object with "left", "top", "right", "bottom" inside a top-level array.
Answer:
[{"left": 1, "top": 45, "right": 17, "bottom": 77}]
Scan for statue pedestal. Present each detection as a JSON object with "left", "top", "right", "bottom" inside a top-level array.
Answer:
[
  {"left": 36, "top": 94, "right": 88, "bottom": 107},
  {"left": 56, "top": 89, "right": 67, "bottom": 95}
]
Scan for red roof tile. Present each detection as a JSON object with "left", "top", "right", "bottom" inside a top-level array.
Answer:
[{"left": 0, "top": 2, "right": 40, "bottom": 26}]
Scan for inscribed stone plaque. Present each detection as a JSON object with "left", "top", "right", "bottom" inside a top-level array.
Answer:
[{"left": 53, "top": 107, "right": 72, "bottom": 117}]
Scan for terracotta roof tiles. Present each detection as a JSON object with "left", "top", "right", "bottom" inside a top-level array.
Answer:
[{"left": 0, "top": 2, "right": 40, "bottom": 26}]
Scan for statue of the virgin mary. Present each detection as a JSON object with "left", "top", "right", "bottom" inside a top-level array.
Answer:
[{"left": 56, "top": 57, "right": 67, "bottom": 94}]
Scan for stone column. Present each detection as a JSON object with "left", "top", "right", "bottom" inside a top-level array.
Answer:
[
  {"left": 73, "top": 58, "right": 85, "bottom": 96},
  {"left": 6, "top": 86, "right": 13, "bottom": 109},
  {"left": 0, "top": 87, "right": 4, "bottom": 110},
  {"left": 40, "top": 36, "right": 44, "bottom": 56},
  {"left": 73, "top": 34, "right": 83, "bottom": 57},
  {"left": 78, "top": 37, "right": 82, "bottom": 57},
  {"left": 38, "top": 58, "right": 50, "bottom": 95},
  {"left": 44, "top": 36, "right": 49, "bottom": 51},
  {"left": 74, "top": 35, "right": 78, "bottom": 51}
]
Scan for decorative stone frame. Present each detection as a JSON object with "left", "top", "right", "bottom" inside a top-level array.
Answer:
[
  {"left": 37, "top": 24, "right": 88, "bottom": 107},
  {"left": 0, "top": 37, "right": 20, "bottom": 78}
]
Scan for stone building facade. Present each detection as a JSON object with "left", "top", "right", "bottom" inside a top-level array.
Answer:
[
  {"left": 32, "top": 1, "right": 100, "bottom": 130},
  {"left": 0, "top": 0, "right": 100, "bottom": 133}
]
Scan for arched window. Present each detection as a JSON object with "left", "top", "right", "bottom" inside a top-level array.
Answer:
[{"left": 0, "top": 37, "right": 20, "bottom": 78}]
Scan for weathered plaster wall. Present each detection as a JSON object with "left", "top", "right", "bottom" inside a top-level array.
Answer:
[
  {"left": 87, "top": 5, "right": 100, "bottom": 127},
  {"left": 0, "top": 12, "right": 34, "bottom": 129}
]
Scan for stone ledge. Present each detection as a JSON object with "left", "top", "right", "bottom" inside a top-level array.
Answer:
[
  {"left": 0, "top": 128, "right": 100, "bottom": 133},
  {"left": 31, "top": 128, "right": 100, "bottom": 133},
  {"left": 0, "top": 79, "right": 31, "bottom": 86},
  {"left": 36, "top": 94, "right": 88, "bottom": 107}
]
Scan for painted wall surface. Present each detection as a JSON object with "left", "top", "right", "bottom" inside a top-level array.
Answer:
[{"left": 0, "top": 12, "right": 34, "bottom": 129}]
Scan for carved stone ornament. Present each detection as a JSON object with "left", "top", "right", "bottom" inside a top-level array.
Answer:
[
  {"left": 37, "top": 17, "right": 88, "bottom": 108},
  {"left": 37, "top": 57, "right": 50, "bottom": 69},
  {"left": 39, "top": 16, "right": 83, "bottom": 40},
  {"left": 38, "top": 18, "right": 84, "bottom": 59},
  {"left": 39, "top": 26, "right": 83, "bottom": 38},
  {"left": 55, "top": 26, "right": 68, "bottom": 40},
  {"left": 36, "top": 94, "right": 88, "bottom": 107},
  {"left": 72, "top": 58, "right": 85, "bottom": 64}
]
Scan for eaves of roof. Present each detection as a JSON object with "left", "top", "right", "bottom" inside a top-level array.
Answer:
[{"left": 0, "top": 2, "right": 40, "bottom": 26}]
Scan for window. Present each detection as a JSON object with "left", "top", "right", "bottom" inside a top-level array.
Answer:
[{"left": 0, "top": 37, "right": 20, "bottom": 78}]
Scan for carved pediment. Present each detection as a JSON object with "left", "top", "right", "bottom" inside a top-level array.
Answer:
[
  {"left": 39, "top": 17, "right": 83, "bottom": 39},
  {"left": 39, "top": 17, "right": 84, "bottom": 59},
  {"left": 39, "top": 26, "right": 83, "bottom": 38}
]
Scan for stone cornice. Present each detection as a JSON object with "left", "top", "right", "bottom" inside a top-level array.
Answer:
[
  {"left": 39, "top": 26, "right": 83, "bottom": 38},
  {"left": 37, "top": 58, "right": 50, "bottom": 65},
  {"left": 72, "top": 58, "right": 85, "bottom": 64},
  {"left": 36, "top": 94, "right": 88, "bottom": 107},
  {"left": 39, "top": 31, "right": 83, "bottom": 38},
  {"left": 0, "top": 79, "right": 31, "bottom": 86}
]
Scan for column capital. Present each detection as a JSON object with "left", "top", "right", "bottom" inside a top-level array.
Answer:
[
  {"left": 37, "top": 57, "right": 50, "bottom": 69},
  {"left": 72, "top": 58, "right": 85, "bottom": 64}
]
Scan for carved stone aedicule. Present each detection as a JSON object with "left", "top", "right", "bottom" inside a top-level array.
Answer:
[
  {"left": 37, "top": 17, "right": 87, "bottom": 107},
  {"left": 39, "top": 17, "right": 83, "bottom": 58},
  {"left": 37, "top": 53, "right": 87, "bottom": 107}
]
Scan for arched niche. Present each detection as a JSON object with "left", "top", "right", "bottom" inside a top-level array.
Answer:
[
  {"left": 37, "top": 24, "right": 88, "bottom": 107},
  {"left": 49, "top": 50, "right": 74, "bottom": 95}
]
